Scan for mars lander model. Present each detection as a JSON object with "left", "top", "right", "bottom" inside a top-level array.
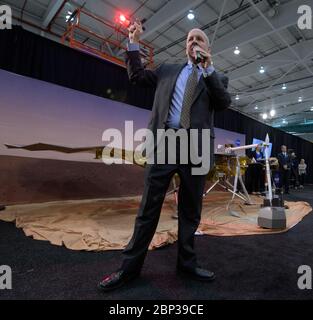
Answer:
[
  {"left": 224, "top": 134, "right": 286, "bottom": 229},
  {"left": 4, "top": 133, "right": 286, "bottom": 229}
]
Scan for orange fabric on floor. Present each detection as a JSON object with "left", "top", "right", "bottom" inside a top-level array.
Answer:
[{"left": 0, "top": 192, "right": 311, "bottom": 251}]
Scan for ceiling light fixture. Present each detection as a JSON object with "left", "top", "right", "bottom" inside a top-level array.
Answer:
[
  {"left": 187, "top": 10, "right": 195, "bottom": 20},
  {"left": 65, "top": 11, "right": 74, "bottom": 22},
  {"left": 259, "top": 66, "right": 265, "bottom": 74},
  {"left": 262, "top": 113, "right": 268, "bottom": 120},
  {"left": 270, "top": 109, "right": 276, "bottom": 117},
  {"left": 282, "top": 83, "right": 287, "bottom": 90},
  {"left": 234, "top": 46, "right": 240, "bottom": 55}
]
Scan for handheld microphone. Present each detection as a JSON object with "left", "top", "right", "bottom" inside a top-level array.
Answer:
[{"left": 195, "top": 51, "right": 203, "bottom": 63}]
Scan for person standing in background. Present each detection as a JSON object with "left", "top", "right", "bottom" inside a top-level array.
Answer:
[
  {"left": 290, "top": 152, "right": 299, "bottom": 190},
  {"left": 277, "top": 145, "right": 291, "bottom": 194},
  {"left": 251, "top": 145, "right": 264, "bottom": 163},
  {"left": 298, "top": 159, "right": 307, "bottom": 188}
]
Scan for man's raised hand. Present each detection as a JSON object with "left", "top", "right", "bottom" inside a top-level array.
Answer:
[{"left": 128, "top": 20, "right": 143, "bottom": 44}]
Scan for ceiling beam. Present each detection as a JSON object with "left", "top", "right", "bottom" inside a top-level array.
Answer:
[
  {"left": 239, "top": 48, "right": 313, "bottom": 110},
  {"left": 279, "top": 123, "right": 313, "bottom": 134},
  {"left": 210, "top": 0, "right": 227, "bottom": 47},
  {"left": 234, "top": 77, "right": 313, "bottom": 105},
  {"left": 42, "top": 0, "right": 65, "bottom": 29},
  {"left": 247, "top": 0, "right": 313, "bottom": 78},
  {"left": 245, "top": 100, "right": 313, "bottom": 127},
  {"left": 243, "top": 86, "right": 313, "bottom": 112},
  {"left": 27, "top": 0, "right": 47, "bottom": 11},
  {"left": 227, "top": 40, "right": 313, "bottom": 81},
  {"left": 141, "top": 0, "right": 204, "bottom": 40},
  {"left": 235, "top": 69, "right": 313, "bottom": 94},
  {"left": 212, "top": 0, "right": 310, "bottom": 57},
  {"left": 274, "top": 101, "right": 313, "bottom": 117},
  {"left": 115, "top": 0, "right": 204, "bottom": 57}
]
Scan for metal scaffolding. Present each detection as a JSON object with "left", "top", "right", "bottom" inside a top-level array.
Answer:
[{"left": 61, "top": 7, "right": 154, "bottom": 68}]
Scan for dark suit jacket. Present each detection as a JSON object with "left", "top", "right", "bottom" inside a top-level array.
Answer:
[
  {"left": 277, "top": 152, "right": 291, "bottom": 171},
  {"left": 126, "top": 51, "right": 231, "bottom": 166}
]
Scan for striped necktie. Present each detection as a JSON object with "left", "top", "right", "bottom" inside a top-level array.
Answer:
[{"left": 179, "top": 64, "right": 198, "bottom": 129}]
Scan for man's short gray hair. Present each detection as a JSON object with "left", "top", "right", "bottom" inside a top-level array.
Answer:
[{"left": 187, "top": 28, "right": 210, "bottom": 47}]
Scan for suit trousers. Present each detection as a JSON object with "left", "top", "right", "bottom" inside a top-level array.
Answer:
[
  {"left": 121, "top": 137, "right": 207, "bottom": 274},
  {"left": 280, "top": 169, "right": 290, "bottom": 193}
]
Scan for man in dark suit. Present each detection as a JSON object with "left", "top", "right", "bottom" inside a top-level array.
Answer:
[
  {"left": 98, "top": 21, "right": 231, "bottom": 292},
  {"left": 277, "top": 145, "right": 291, "bottom": 194},
  {"left": 290, "top": 152, "right": 299, "bottom": 189}
]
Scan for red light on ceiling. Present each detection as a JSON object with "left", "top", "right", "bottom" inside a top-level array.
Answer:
[{"left": 117, "top": 12, "right": 130, "bottom": 27}]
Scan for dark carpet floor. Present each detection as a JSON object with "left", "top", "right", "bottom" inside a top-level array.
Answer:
[{"left": 0, "top": 187, "right": 313, "bottom": 300}]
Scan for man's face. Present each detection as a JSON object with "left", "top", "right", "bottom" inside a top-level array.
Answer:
[
  {"left": 186, "top": 29, "right": 210, "bottom": 62},
  {"left": 281, "top": 146, "right": 287, "bottom": 153}
]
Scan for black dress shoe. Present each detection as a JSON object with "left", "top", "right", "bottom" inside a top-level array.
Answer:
[
  {"left": 98, "top": 270, "right": 139, "bottom": 292},
  {"left": 177, "top": 267, "right": 215, "bottom": 282}
]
